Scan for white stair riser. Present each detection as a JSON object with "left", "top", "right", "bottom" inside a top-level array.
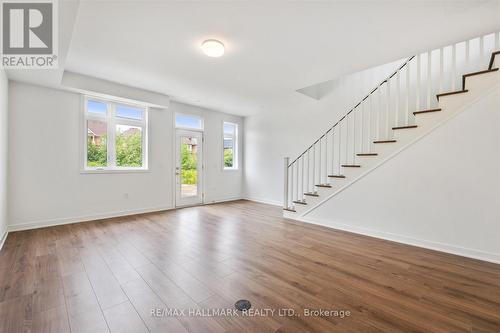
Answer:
[{"left": 392, "top": 127, "right": 425, "bottom": 145}]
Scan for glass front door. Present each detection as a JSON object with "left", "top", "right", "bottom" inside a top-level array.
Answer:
[{"left": 175, "top": 129, "right": 203, "bottom": 207}]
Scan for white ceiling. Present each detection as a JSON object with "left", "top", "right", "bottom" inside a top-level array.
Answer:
[{"left": 9, "top": 0, "right": 500, "bottom": 116}]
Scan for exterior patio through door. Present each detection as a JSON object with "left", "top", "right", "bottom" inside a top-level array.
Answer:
[{"left": 175, "top": 129, "right": 203, "bottom": 207}]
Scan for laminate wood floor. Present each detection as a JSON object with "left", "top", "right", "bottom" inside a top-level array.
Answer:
[{"left": 1, "top": 200, "right": 499, "bottom": 332}]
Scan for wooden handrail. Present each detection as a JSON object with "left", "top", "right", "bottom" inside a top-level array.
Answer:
[{"left": 288, "top": 56, "right": 415, "bottom": 167}]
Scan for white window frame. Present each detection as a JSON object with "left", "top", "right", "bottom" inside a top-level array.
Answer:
[
  {"left": 223, "top": 121, "right": 238, "bottom": 171},
  {"left": 174, "top": 113, "right": 204, "bottom": 132},
  {"left": 82, "top": 96, "right": 149, "bottom": 173}
]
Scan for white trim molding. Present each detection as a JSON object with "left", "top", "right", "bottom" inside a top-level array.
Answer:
[
  {"left": 0, "top": 230, "right": 8, "bottom": 251},
  {"left": 244, "top": 197, "right": 282, "bottom": 207},
  {"left": 296, "top": 216, "right": 500, "bottom": 265},
  {"left": 8, "top": 205, "right": 174, "bottom": 232},
  {"left": 7, "top": 198, "right": 247, "bottom": 233},
  {"left": 61, "top": 71, "right": 170, "bottom": 109},
  {"left": 203, "top": 196, "right": 243, "bottom": 205}
]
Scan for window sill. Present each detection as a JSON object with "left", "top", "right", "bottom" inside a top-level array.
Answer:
[
  {"left": 223, "top": 168, "right": 239, "bottom": 172},
  {"left": 81, "top": 168, "right": 150, "bottom": 174}
]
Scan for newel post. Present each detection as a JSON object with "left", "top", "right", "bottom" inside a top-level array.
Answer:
[{"left": 283, "top": 157, "right": 289, "bottom": 209}]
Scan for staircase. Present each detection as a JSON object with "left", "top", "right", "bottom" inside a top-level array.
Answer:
[{"left": 284, "top": 31, "right": 500, "bottom": 218}]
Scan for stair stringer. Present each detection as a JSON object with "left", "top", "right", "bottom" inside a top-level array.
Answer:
[{"left": 283, "top": 56, "right": 500, "bottom": 220}]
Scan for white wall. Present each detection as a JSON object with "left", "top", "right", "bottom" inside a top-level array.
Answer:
[
  {"left": 304, "top": 86, "right": 500, "bottom": 263},
  {"left": 244, "top": 60, "right": 402, "bottom": 205},
  {"left": 0, "top": 70, "right": 8, "bottom": 246},
  {"left": 8, "top": 82, "right": 243, "bottom": 230}
]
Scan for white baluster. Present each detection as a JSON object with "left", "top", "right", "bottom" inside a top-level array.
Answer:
[
  {"left": 331, "top": 128, "right": 335, "bottom": 175},
  {"left": 301, "top": 155, "right": 304, "bottom": 201},
  {"left": 405, "top": 63, "right": 410, "bottom": 125},
  {"left": 345, "top": 115, "right": 349, "bottom": 164},
  {"left": 306, "top": 148, "right": 311, "bottom": 192},
  {"left": 294, "top": 160, "right": 299, "bottom": 200},
  {"left": 352, "top": 109, "right": 356, "bottom": 164},
  {"left": 312, "top": 144, "right": 315, "bottom": 192},
  {"left": 289, "top": 164, "right": 293, "bottom": 202},
  {"left": 416, "top": 54, "right": 421, "bottom": 111},
  {"left": 386, "top": 80, "right": 391, "bottom": 138},
  {"left": 338, "top": 122, "right": 341, "bottom": 175},
  {"left": 465, "top": 39, "right": 470, "bottom": 72},
  {"left": 427, "top": 51, "right": 432, "bottom": 108},
  {"left": 318, "top": 138, "right": 322, "bottom": 185},
  {"left": 289, "top": 165, "right": 293, "bottom": 205},
  {"left": 283, "top": 158, "right": 289, "bottom": 209},
  {"left": 377, "top": 85, "right": 381, "bottom": 139},
  {"left": 361, "top": 100, "right": 365, "bottom": 153},
  {"left": 325, "top": 132, "right": 328, "bottom": 181},
  {"left": 368, "top": 95, "right": 372, "bottom": 152},
  {"left": 439, "top": 47, "right": 444, "bottom": 93},
  {"left": 480, "top": 35, "right": 484, "bottom": 67},
  {"left": 452, "top": 44, "right": 456, "bottom": 91},
  {"left": 396, "top": 70, "right": 400, "bottom": 127}
]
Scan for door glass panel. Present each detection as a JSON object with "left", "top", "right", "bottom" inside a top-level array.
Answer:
[
  {"left": 223, "top": 138, "right": 234, "bottom": 168},
  {"left": 180, "top": 136, "right": 198, "bottom": 197},
  {"left": 175, "top": 114, "right": 203, "bottom": 130}
]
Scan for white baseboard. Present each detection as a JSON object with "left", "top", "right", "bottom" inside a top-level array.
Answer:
[
  {"left": 7, "top": 197, "right": 248, "bottom": 233},
  {"left": 244, "top": 196, "right": 282, "bottom": 207},
  {"left": 8, "top": 205, "right": 174, "bottom": 232},
  {"left": 297, "top": 216, "right": 500, "bottom": 265},
  {"left": 203, "top": 196, "right": 243, "bottom": 205},
  {"left": 0, "top": 229, "right": 8, "bottom": 251}
]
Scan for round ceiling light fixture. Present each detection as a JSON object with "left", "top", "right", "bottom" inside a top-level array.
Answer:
[{"left": 201, "top": 39, "right": 225, "bottom": 57}]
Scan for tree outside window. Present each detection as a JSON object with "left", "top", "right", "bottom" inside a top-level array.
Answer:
[{"left": 223, "top": 122, "right": 237, "bottom": 170}]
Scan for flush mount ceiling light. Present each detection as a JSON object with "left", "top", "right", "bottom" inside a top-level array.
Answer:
[{"left": 201, "top": 39, "right": 225, "bottom": 57}]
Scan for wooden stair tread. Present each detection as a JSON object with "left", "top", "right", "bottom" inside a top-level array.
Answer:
[
  {"left": 414, "top": 108, "right": 442, "bottom": 115},
  {"left": 462, "top": 68, "right": 499, "bottom": 89},
  {"left": 292, "top": 200, "right": 307, "bottom": 205},
  {"left": 488, "top": 51, "right": 500, "bottom": 70},
  {"left": 315, "top": 184, "right": 332, "bottom": 188},
  {"left": 436, "top": 89, "right": 468, "bottom": 100},
  {"left": 283, "top": 207, "right": 296, "bottom": 212},
  {"left": 341, "top": 165, "right": 361, "bottom": 167},
  {"left": 328, "top": 175, "right": 346, "bottom": 178},
  {"left": 373, "top": 139, "right": 396, "bottom": 143},
  {"left": 357, "top": 153, "right": 378, "bottom": 156},
  {"left": 392, "top": 125, "right": 417, "bottom": 130},
  {"left": 304, "top": 192, "right": 319, "bottom": 197}
]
